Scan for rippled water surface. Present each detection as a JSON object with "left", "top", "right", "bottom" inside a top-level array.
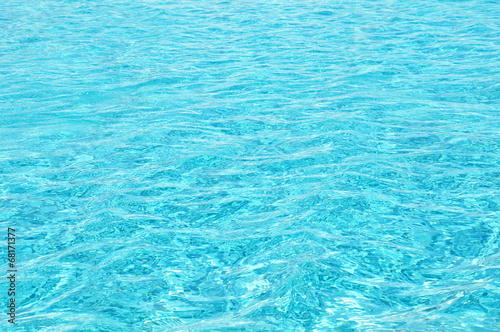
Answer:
[{"left": 1, "top": 0, "right": 500, "bottom": 331}]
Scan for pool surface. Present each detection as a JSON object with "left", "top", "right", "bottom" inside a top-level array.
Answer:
[{"left": 1, "top": 0, "right": 499, "bottom": 331}]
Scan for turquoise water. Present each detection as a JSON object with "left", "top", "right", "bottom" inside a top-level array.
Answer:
[{"left": 1, "top": 0, "right": 499, "bottom": 330}]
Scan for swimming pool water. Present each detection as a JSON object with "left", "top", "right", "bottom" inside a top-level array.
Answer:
[{"left": 1, "top": 0, "right": 499, "bottom": 331}]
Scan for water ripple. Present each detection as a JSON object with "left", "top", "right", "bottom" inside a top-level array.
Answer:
[{"left": 1, "top": 0, "right": 500, "bottom": 331}]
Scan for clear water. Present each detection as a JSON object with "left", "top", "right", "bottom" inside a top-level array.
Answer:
[{"left": 1, "top": 0, "right": 499, "bottom": 331}]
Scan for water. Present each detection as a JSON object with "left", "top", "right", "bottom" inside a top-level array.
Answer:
[{"left": 1, "top": 0, "right": 499, "bottom": 331}]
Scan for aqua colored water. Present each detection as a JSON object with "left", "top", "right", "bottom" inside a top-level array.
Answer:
[{"left": 1, "top": 0, "right": 499, "bottom": 331}]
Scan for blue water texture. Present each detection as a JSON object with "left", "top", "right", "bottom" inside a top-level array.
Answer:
[{"left": 1, "top": 0, "right": 499, "bottom": 331}]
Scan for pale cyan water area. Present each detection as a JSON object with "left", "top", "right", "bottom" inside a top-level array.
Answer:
[{"left": 1, "top": 0, "right": 499, "bottom": 331}]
